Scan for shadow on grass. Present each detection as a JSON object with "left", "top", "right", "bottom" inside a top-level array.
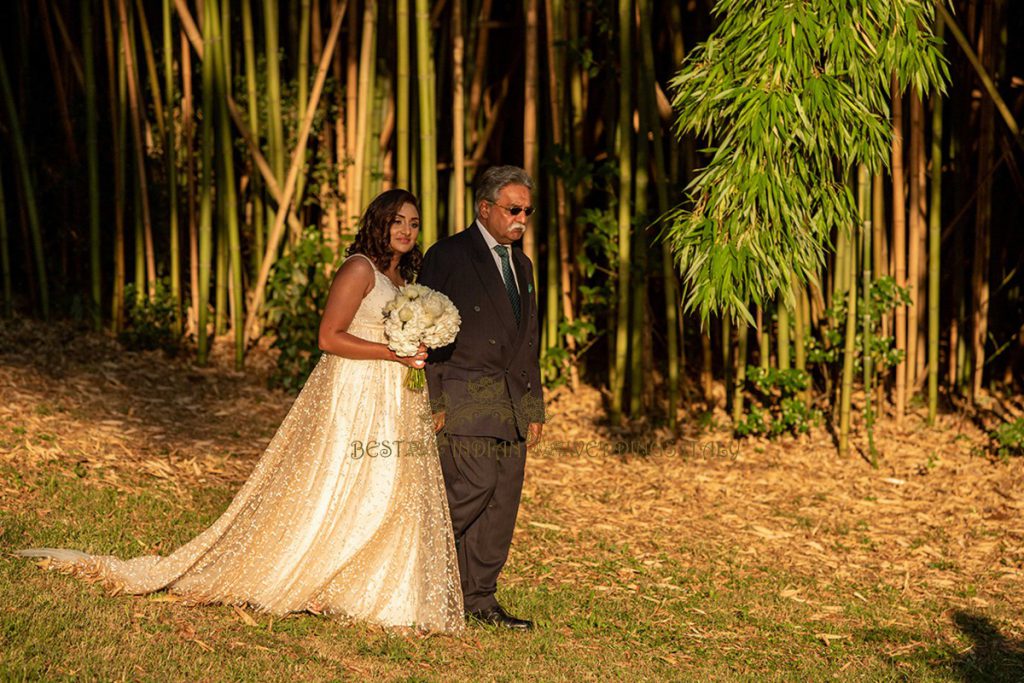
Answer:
[{"left": 948, "top": 611, "right": 1024, "bottom": 682}]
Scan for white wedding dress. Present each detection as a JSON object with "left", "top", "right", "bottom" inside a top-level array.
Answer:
[{"left": 17, "top": 253, "right": 465, "bottom": 634}]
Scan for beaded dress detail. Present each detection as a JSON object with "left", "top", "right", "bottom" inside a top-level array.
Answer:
[{"left": 17, "top": 253, "right": 465, "bottom": 634}]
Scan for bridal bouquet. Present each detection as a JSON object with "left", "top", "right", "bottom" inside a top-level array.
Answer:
[{"left": 383, "top": 283, "right": 461, "bottom": 390}]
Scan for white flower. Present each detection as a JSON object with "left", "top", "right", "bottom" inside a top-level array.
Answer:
[{"left": 383, "top": 283, "right": 461, "bottom": 357}]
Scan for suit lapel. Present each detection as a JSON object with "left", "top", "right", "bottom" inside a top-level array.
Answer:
[{"left": 467, "top": 225, "right": 519, "bottom": 342}]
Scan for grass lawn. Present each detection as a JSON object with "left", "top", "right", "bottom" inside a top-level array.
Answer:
[{"left": 1, "top": 323, "right": 1022, "bottom": 681}]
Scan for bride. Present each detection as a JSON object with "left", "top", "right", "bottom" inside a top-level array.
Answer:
[{"left": 16, "top": 189, "right": 465, "bottom": 634}]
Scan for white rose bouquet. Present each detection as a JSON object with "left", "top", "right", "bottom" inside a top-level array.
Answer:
[{"left": 383, "top": 283, "right": 461, "bottom": 390}]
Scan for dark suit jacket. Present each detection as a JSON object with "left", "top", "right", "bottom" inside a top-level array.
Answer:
[{"left": 418, "top": 224, "right": 545, "bottom": 441}]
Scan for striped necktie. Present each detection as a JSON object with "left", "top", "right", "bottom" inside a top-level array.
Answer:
[{"left": 493, "top": 244, "right": 521, "bottom": 324}]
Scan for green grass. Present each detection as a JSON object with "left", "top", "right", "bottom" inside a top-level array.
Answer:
[{"left": 2, "top": 462, "right": 1023, "bottom": 681}]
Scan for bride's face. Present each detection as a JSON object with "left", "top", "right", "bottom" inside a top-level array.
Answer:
[{"left": 389, "top": 202, "right": 420, "bottom": 254}]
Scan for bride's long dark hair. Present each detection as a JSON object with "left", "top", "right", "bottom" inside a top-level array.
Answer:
[{"left": 346, "top": 189, "right": 423, "bottom": 283}]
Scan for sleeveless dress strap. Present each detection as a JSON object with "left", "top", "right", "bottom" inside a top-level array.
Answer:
[{"left": 347, "top": 252, "right": 379, "bottom": 273}]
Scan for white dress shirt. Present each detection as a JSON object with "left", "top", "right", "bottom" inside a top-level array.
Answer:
[{"left": 475, "top": 220, "right": 520, "bottom": 293}]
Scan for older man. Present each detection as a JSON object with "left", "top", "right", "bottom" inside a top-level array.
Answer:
[{"left": 418, "top": 166, "right": 545, "bottom": 630}]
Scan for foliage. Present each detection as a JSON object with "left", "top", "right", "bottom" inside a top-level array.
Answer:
[
  {"left": 807, "top": 276, "right": 910, "bottom": 375},
  {"left": 991, "top": 418, "right": 1024, "bottom": 457},
  {"left": 666, "top": 0, "right": 949, "bottom": 324},
  {"left": 264, "top": 228, "right": 337, "bottom": 392},
  {"left": 736, "top": 366, "right": 821, "bottom": 437},
  {"left": 541, "top": 318, "right": 597, "bottom": 388},
  {"left": 118, "top": 279, "right": 181, "bottom": 354}
]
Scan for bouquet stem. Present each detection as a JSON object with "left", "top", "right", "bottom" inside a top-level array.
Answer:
[{"left": 405, "top": 367, "right": 426, "bottom": 391}]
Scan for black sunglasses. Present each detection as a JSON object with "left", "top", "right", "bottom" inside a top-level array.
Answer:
[{"left": 490, "top": 201, "right": 536, "bottom": 218}]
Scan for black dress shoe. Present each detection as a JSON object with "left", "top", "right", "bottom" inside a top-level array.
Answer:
[{"left": 466, "top": 604, "right": 534, "bottom": 630}]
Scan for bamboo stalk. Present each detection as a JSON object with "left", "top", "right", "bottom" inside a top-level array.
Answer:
[
  {"left": 182, "top": 28, "right": 198, "bottom": 335},
  {"left": 344, "top": 0, "right": 358, "bottom": 228},
  {"left": 839, "top": 174, "right": 862, "bottom": 458},
  {"left": 872, "top": 172, "right": 887, "bottom": 411},
  {"left": 295, "top": 0, "right": 312, "bottom": 220},
  {"left": 522, "top": 0, "right": 538, "bottom": 266},
  {"left": 721, "top": 316, "right": 732, "bottom": 412},
  {"left": 891, "top": 76, "right": 908, "bottom": 421},
  {"left": 860, "top": 165, "right": 877, "bottom": 464},
  {"left": 133, "top": 0, "right": 167, "bottom": 138},
  {"left": 414, "top": 0, "right": 437, "bottom": 245},
  {"left": 50, "top": 2, "right": 85, "bottom": 87},
  {"left": 352, "top": 0, "right": 376, "bottom": 214},
  {"left": 244, "top": 0, "right": 348, "bottom": 343},
  {"left": 208, "top": 2, "right": 245, "bottom": 367},
  {"left": 630, "top": 61, "right": 650, "bottom": 416},
  {"left": 84, "top": 0, "right": 102, "bottom": 330},
  {"left": 907, "top": 91, "right": 924, "bottom": 395},
  {"left": 163, "top": 0, "right": 181, "bottom": 333},
  {"left": 363, "top": 63, "right": 383, "bottom": 202},
  {"left": 777, "top": 296, "right": 790, "bottom": 370},
  {"left": 103, "top": 0, "right": 126, "bottom": 332},
  {"left": 215, "top": 219, "right": 228, "bottom": 336},
  {"left": 928, "top": 18, "right": 945, "bottom": 423},
  {"left": 701, "top": 330, "right": 713, "bottom": 402},
  {"left": 241, "top": 0, "right": 264, "bottom": 274},
  {"left": 544, "top": 0, "right": 578, "bottom": 388},
  {"left": 610, "top": 0, "right": 632, "bottom": 424},
  {"left": 118, "top": 0, "right": 157, "bottom": 298},
  {"left": 197, "top": 0, "right": 217, "bottom": 363},
  {"left": 329, "top": 0, "right": 346, "bottom": 248},
  {"left": 793, "top": 276, "right": 806, "bottom": 373},
  {"left": 0, "top": 44, "right": 49, "bottom": 318},
  {"left": 397, "top": 0, "right": 411, "bottom": 189},
  {"left": 467, "top": 0, "right": 492, "bottom": 153},
  {"left": 264, "top": 0, "right": 286, "bottom": 186},
  {"left": 733, "top": 315, "right": 748, "bottom": 424},
  {"left": 757, "top": 306, "right": 769, "bottom": 370},
  {"left": 174, "top": 0, "right": 303, "bottom": 237},
  {"left": 452, "top": 0, "right": 466, "bottom": 230},
  {"left": 971, "top": 0, "right": 995, "bottom": 402}
]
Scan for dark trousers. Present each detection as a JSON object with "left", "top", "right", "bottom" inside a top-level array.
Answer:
[{"left": 437, "top": 433, "right": 527, "bottom": 613}]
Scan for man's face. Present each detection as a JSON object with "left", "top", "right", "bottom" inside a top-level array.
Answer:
[{"left": 478, "top": 183, "right": 533, "bottom": 245}]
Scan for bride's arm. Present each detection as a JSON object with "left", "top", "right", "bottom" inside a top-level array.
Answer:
[{"left": 317, "top": 258, "right": 421, "bottom": 366}]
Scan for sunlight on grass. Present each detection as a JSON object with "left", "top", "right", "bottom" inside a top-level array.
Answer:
[{"left": 4, "top": 461, "right": 1022, "bottom": 680}]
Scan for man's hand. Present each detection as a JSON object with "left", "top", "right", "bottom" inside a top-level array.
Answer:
[
  {"left": 432, "top": 411, "right": 446, "bottom": 433},
  {"left": 526, "top": 422, "right": 543, "bottom": 448}
]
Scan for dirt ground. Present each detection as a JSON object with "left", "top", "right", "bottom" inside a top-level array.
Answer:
[{"left": 2, "top": 319, "right": 1022, "bottom": 662}]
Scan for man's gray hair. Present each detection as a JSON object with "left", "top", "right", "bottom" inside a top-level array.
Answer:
[{"left": 473, "top": 165, "right": 534, "bottom": 208}]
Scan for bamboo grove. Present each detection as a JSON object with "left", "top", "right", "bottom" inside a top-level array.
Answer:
[{"left": 0, "top": 1, "right": 1022, "bottom": 456}]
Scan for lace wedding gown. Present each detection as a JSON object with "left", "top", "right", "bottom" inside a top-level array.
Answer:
[{"left": 17, "top": 253, "right": 465, "bottom": 634}]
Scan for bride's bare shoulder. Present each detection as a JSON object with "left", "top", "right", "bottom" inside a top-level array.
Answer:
[{"left": 331, "top": 254, "right": 376, "bottom": 297}]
